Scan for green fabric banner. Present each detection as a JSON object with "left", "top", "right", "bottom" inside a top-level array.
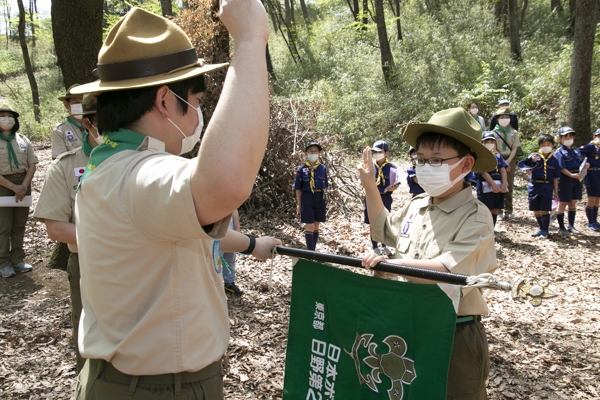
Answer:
[{"left": 283, "top": 260, "right": 457, "bottom": 400}]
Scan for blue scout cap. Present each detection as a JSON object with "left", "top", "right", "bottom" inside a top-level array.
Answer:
[
  {"left": 305, "top": 141, "right": 322, "bottom": 151},
  {"left": 557, "top": 126, "right": 575, "bottom": 136},
  {"left": 593, "top": 129, "right": 600, "bottom": 137},
  {"left": 482, "top": 131, "right": 496, "bottom": 141},
  {"left": 372, "top": 140, "right": 389, "bottom": 152},
  {"left": 407, "top": 146, "right": 416, "bottom": 154}
]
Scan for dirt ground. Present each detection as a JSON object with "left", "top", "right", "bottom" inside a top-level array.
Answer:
[{"left": 0, "top": 145, "right": 599, "bottom": 399}]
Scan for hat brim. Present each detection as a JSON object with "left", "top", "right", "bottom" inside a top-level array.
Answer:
[
  {"left": 70, "top": 63, "right": 228, "bottom": 94},
  {"left": 58, "top": 94, "right": 83, "bottom": 101},
  {"left": 517, "top": 159, "right": 535, "bottom": 171},
  {"left": 403, "top": 122, "right": 497, "bottom": 172}
]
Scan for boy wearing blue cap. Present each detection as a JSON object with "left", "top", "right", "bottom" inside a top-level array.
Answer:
[
  {"left": 518, "top": 134, "right": 560, "bottom": 238},
  {"left": 554, "top": 127, "right": 587, "bottom": 235},
  {"left": 579, "top": 129, "right": 600, "bottom": 231},
  {"left": 406, "top": 146, "right": 425, "bottom": 197},
  {"left": 295, "top": 141, "right": 328, "bottom": 250},
  {"left": 476, "top": 131, "right": 508, "bottom": 226},
  {"left": 364, "top": 140, "right": 399, "bottom": 255}
]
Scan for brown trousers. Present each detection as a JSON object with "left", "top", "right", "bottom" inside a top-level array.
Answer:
[{"left": 0, "top": 175, "right": 30, "bottom": 269}]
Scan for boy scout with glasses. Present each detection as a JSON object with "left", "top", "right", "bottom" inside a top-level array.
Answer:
[{"left": 52, "top": 84, "right": 85, "bottom": 159}]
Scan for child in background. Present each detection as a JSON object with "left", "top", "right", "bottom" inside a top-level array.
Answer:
[
  {"left": 222, "top": 209, "right": 243, "bottom": 295},
  {"left": 518, "top": 134, "right": 560, "bottom": 238},
  {"left": 579, "top": 129, "right": 600, "bottom": 231},
  {"left": 295, "top": 142, "right": 328, "bottom": 251},
  {"left": 406, "top": 146, "right": 425, "bottom": 197},
  {"left": 363, "top": 140, "right": 399, "bottom": 255},
  {"left": 476, "top": 131, "right": 508, "bottom": 227}
]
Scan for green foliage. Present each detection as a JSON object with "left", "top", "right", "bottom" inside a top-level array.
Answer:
[{"left": 103, "top": 0, "right": 166, "bottom": 37}]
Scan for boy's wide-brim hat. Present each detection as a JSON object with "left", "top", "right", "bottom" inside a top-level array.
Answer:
[
  {"left": 0, "top": 103, "right": 19, "bottom": 118},
  {"left": 71, "top": 7, "right": 228, "bottom": 94},
  {"left": 403, "top": 107, "right": 497, "bottom": 172},
  {"left": 58, "top": 84, "right": 84, "bottom": 100}
]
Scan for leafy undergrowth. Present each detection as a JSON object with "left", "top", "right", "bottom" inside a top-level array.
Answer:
[{"left": 1, "top": 146, "right": 599, "bottom": 399}]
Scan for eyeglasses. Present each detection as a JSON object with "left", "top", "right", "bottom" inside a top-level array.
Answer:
[{"left": 414, "top": 155, "right": 462, "bottom": 167}]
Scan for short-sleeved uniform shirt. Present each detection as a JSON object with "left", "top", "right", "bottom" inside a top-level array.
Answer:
[
  {"left": 295, "top": 162, "right": 329, "bottom": 223},
  {"left": 520, "top": 153, "right": 560, "bottom": 210},
  {"left": 475, "top": 153, "right": 508, "bottom": 210},
  {"left": 294, "top": 162, "right": 328, "bottom": 192},
  {"left": 0, "top": 133, "right": 38, "bottom": 175},
  {"left": 75, "top": 138, "right": 230, "bottom": 375},
  {"left": 52, "top": 118, "right": 84, "bottom": 159},
  {"left": 33, "top": 148, "right": 88, "bottom": 252},
  {"left": 554, "top": 145, "right": 584, "bottom": 201},
  {"left": 579, "top": 142, "right": 600, "bottom": 196},
  {"left": 406, "top": 166, "right": 425, "bottom": 195},
  {"left": 372, "top": 187, "right": 497, "bottom": 316},
  {"left": 493, "top": 128, "right": 520, "bottom": 158},
  {"left": 364, "top": 161, "right": 397, "bottom": 223}
]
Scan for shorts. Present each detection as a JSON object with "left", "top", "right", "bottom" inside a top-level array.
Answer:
[
  {"left": 558, "top": 175, "right": 582, "bottom": 202},
  {"left": 364, "top": 192, "right": 393, "bottom": 224},
  {"left": 300, "top": 191, "right": 326, "bottom": 224},
  {"left": 584, "top": 170, "right": 600, "bottom": 196},
  {"left": 478, "top": 192, "right": 504, "bottom": 211},
  {"left": 528, "top": 183, "right": 553, "bottom": 211}
]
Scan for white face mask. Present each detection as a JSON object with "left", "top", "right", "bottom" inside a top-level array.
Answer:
[
  {"left": 92, "top": 126, "right": 104, "bottom": 145},
  {"left": 470, "top": 107, "right": 479, "bottom": 115},
  {"left": 484, "top": 143, "right": 496, "bottom": 151},
  {"left": 0, "top": 116, "right": 15, "bottom": 131},
  {"left": 372, "top": 153, "right": 385, "bottom": 162},
  {"left": 540, "top": 146, "right": 552, "bottom": 154},
  {"left": 562, "top": 139, "right": 573, "bottom": 147},
  {"left": 168, "top": 91, "right": 204, "bottom": 155},
  {"left": 70, "top": 104, "right": 83, "bottom": 119},
  {"left": 498, "top": 118, "right": 510, "bottom": 128},
  {"left": 415, "top": 157, "right": 468, "bottom": 197},
  {"left": 307, "top": 154, "right": 319, "bottom": 163}
]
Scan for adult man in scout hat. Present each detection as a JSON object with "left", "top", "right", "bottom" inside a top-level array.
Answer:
[
  {"left": 33, "top": 93, "right": 102, "bottom": 373},
  {"left": 359, "top": 108, "right": 498, "bottom": 400},
  {"left": 70, "top": 2, "right": 280, "bottom": 399},
  {"left": 52, "top": 84, "right": 85, "bottom": 159}
]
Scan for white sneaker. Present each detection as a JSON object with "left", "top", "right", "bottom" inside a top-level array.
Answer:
[
  {"left": 12, "top": 262, "right": 32, "bottom": 273},
  {"left": 381, "top": 247, "right": 392, "bottom": 256},
  {"left": 1, "top": 266, "right": 16, "bottom": 278},
  {"left": 373, "top": 248, "right": 382, "bottom": 256}
]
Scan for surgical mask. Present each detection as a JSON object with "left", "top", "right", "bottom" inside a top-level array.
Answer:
[
  {"left": 372, "top": 153, "right": 385, "bottom": 162},
  {"left": 168, "top": 91, "right": 204, "bottom": 155},
  {"left": 562, "top": 139, "right": 573, "bottom": 147},
  {"left": 91, "top": 127, "right": 104, "bottom": 145},
  {"left": 540, "top": 146, "right": 552, "bottom": 154},
  {"left": 484, "top": 143, "right": 495, "bottom": 151},
  {"left": 415, "top": 157, "right": 468, "bottom": 197},
  {"left": 70, "top": 104, "right": 83, "bottom": 119},
  {"left": 498, "top": 118, "right": 510, "bottom": 128},
  {"left": 0, "top": 116, "right": 15, "bottom": 131},
  {"left": 307, "top": 154, "right": 319, "bottom": 163},
  {"left": 470, "top": 108, "right": 478, "bottom": 115}
]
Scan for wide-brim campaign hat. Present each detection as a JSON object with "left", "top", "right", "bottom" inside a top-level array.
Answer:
[
  {"left": 71, "top": 7, "right": 228, "bottom": 94},
  {"left": 0, "top": 103, "right": 19, "bottom": 118},
  {"left": 58, "top": 84, "right": 84, "bottom": 101},
  {"left": 403, "top": 108, "right": 497, "bottom": 172}
]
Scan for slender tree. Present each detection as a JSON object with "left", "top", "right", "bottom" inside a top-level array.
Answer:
[
  {"left": 387, "top": 0, "right": 402, "bottom": 41},
  {"left": 299, "top": 0, "right": 309, "bottom": 24},
  {"left": 508, "top": 0, "right": 521, "bottom": 60},
  {"left": 374, "top": 0, "right": 394, "bottom": 85},
  {"left": 16, "top": 0, "right": 40, "bottom": 122},
  {"left": 495, "top": 0, "right": 508, "bottom": 35},
  {"left": 346, "top": 0, "right": 359, "bottom": 20},
  {"left": 519, "top": 0, "right": 528, "bottom": 31},
  {"left": 160, "top": 0, "right": 173, "bottom": 16},
  {"left": 4, "top": 3, "right": 10, "bottom": 49},
  {"left": 551, "top": 0, "right": 563, "bottom": 13},
  {"left": 28, "top": 0, "right": 36, "bottom": 47},
  {"left": 569, "top": 0, "right": 598, "bottom": 145}
]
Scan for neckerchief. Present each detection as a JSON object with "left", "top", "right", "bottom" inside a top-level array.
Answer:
[
  {"left": 538, "top": 152, "right": 553, "bottom": 179},
  {"left": 80, "top": 128, "right": 146, "bottom": 184},
  {"left": 82, "top": 131, "right": 93, "bottom": 156},
  {"left": 305, "top": 160, "right": 320, "bottom": 193},
  {"left": 67, "top": 116, "right": 85, "bottom": 129},
  {"left": 0, "top": 132, "right": 18, "bottom": 170},
  {"left": 494, "top": 124, "right": 511, "bottom": 151},
  {"left": 375, "top": 160, "right": 389, "bottom": 186}
]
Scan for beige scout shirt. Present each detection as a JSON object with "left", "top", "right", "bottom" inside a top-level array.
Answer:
[
  {"left": 372, "top": 187, "right": 497, "bottom": 316},
  {"left": 0, "top": 133, "right": 38, "bottom": 175},
  {"left": 75, "top": 140, "right": 230, "bottom": 375},
  {"left": 493, "top": 128, "right": 520, "bottom": 158},
  {"left": 33, "top": 148, "right": 88, "bottom": 253},
  {"left": 51, "top": 119, "right": 84, "bottom": 159}
]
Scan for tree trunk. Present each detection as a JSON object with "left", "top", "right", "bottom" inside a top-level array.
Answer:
[
  {"left": 551, "top": 0, "right": 563, "bottom": 13},
  {"left": 47, "top": 242, "right": 70, "bottom": 271},
  {"left": 495, "top": 0, "right": 508, "bottom": 35},
  {"left": 374, "top": 0, "right": 394, "bottom": 85},
  {"left": 160, "top": 0, "right": 173, "bottom": 17},
  {"left": 569, "top": 0, "right": 598, "bottom": 145},
  {"left": 266, "top": 44, "right": 276, "bottom": 81},
  {"left": 569, "top": 0, "right": 576, "bottom": 33},
  {"left": 519, "top": 0, "right": 528, "bottom": 31},
  {"left": 28, "top": 0, "right": 35, "bottom": 47},
  {"left": 51, "top": 0, "right": 103, "bottom": 88},
  {"left": 299, "top": 0, "right": 309, "bottom": 24},
  {"left": 395, "top": 0, "right": 402, "bottom": 41},
  {"left": 16, "top": 0, "right": 41, "bottom": 122},
  {"left": 362, "top": 0, "right": 369, "bottom": 26},
  {"left": 346, "top": 0, "right": 359, "bottom": 20},
  {"left": 508, "top": 0, "right": 521, "bottom": 60}
]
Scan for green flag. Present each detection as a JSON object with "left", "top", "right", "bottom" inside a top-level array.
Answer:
[{"left": 283, "top": 260, "right": 457, "bottom": 400}]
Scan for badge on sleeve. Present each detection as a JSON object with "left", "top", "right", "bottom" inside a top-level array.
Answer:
[
  {"left": 65, "top": 130, "right": 74, "bottom": 141},
  {"left": 74, "top": 167, "right": 86, "bottom": 182},
  {"left": 212, "top": 240, "right": 223, "bottom": 275}
]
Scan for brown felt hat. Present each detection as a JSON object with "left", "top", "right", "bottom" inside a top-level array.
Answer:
[
  {"left": 402, "top": 108, "right": 497, "bottom": 172},
  {"left": 71, "top": 7, "right": 228, "bottom": 94},
  {"left": 0, "top": 102, "right": 19, "bottom": 118},
  {"left": 57, "top": 84, "right": 84, "bottom": 101}
]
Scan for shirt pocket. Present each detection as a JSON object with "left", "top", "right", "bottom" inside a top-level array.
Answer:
[{"left": 396, "top": 236, "right": 411, "bottom": 254}]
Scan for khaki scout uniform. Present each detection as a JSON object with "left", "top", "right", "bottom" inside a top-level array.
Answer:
[
  {"left": 372, "top": 187, "right": 497, "bottom": 399},
  {"left": 33, "top": 148, "right": 88, "bottom": 371},
  {"left": 0, "top": 133, "right": 38, "bottom": 269},
  {"left": 494, "top": 127, "right": 521, "bottom": 215},
  {"left": 52, "top": 118, "right": 84, "bottom": 159}
]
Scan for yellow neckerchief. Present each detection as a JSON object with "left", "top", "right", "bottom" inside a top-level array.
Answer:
[
  {"left": 375, "top": 159, "right": 389, "bottom": 186},
  {"left": 538, "top": 151, "right": 553, "bottom": 179},
  {"left": 305, "top": 160, "right": 320, "bottom": 193}
]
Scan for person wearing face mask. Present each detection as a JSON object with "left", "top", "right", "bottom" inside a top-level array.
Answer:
[
  {"left": 406, "top": 146, "right": 424, "bottom": 197},
  {"left": 554, "top": 127, "right": 587, "bottom": 235},
  {"left": 492, "top": 107, "right": 521, "bottom": 220},
  {"left": 475, "top": 131, "right": 508, "bottom": 227},
  {"left": 0, "top": 103, "right": 38, "bottom": 279},
  {"left": 362, "top": 140, "right": 399, "bottom": 256},
  {"left": 359, "top": 107, "right": 498, "bottom": 400},
  {"left": 52, "top": 84, "right": 86, "bottom": 159},
  {"left": 578, "top": 129, "right": 600, "bottom": 231},
  {"left": 67, "top": 6, "right": 281, "bottom": 399},
  {"left": 467, "top": 102, "right": 485, "bottom": 131},
  {"left": 295, "top": 141, "right": 328, "bottom": 251},
  {"left": 33, "top": 94, "right": 102, "bottom": 371},
  {"left": 517, "top": 134, "right": 560, "bottom": 239},
  {"left": 489, "top": 99, "right": 519, "bottom": 132}
]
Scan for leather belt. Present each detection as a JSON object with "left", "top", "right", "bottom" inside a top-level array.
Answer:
[
  {"left": 456, "top": 315, "right": 481, "bottom": 326},
  {"left": 532, "top": 180, "right": 550, "bottom": 184}
]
